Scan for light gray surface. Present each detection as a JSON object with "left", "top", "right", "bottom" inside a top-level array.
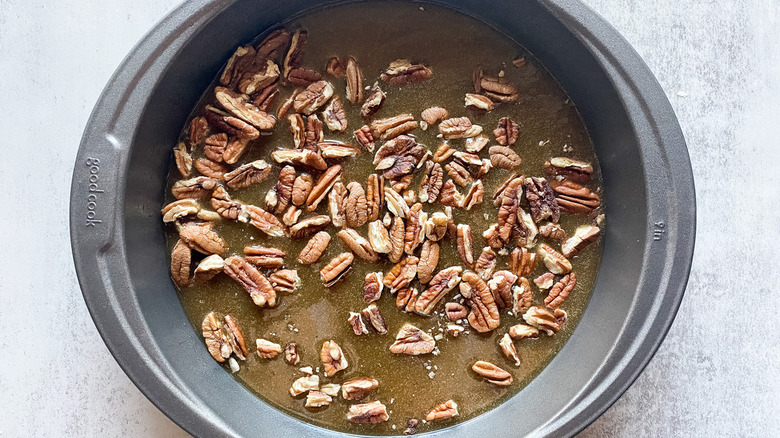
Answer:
[{"left": 0, "top": 0, "right": 777, "bottom": 436}]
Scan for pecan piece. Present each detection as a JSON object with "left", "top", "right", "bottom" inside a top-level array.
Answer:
[
  {"left": 366, "top": 174, "right": 383, "bottom": 221},
  {"left": 189, "top": 116, "right": 209, "bottom": 145},
  {"left": 512, "top": 277, "right": 533, "bottom": 315},
  {"left": 342, "top": 378, "right": 379, "bottom": 400},
  {"left": 523, "top": 306, "right": 566, "bottom": 336},
  {"left": 320, "top": 340, "right": 348, "bottom": 376},
  {"left": 562, "top": 224, "right": 600, "bottom": 258},
  {"left": 445, "top": 302, "right": 468, "bottom": 321},
  {"left": 396, "top": 287, "right": 418, "bottom": 312},
  {"left": 237, "top": 59, "right": 280, "bottom": 95},
  {"left": 345, "top": 56, "right": 364, "bottom": 104},
  {"left": 362, "top": 303, "right": 388, "bottom": 334},
  {"left": 290, "top": 374, "right": 319, "bottom": 396},
  {"left": 489, "top": 146, "right": 522, "bottom": 170},
  {"left": 325, "top": 56, "right": 344, "bottom": 77},
  {"left": 460, "top": 180, "right": 484, "bottom": 210},
  {"left": 194, "top": 157, "right": 230, "bottom": 180},
  {"left": 525, "top": 177, "right": 560, "bottom": 223},
  {"left": 418, "top": 161, "right": 443, "bottom": 204},
  {"left": 456, "top": 224, "right": 475, "bottom": 269},
  {"left": 499, "top": 334, "right": 521, "bottom": 366},
  {"left": 223, "top": 256, "right": 277, "bottom": 307},
  {"left": 465, "top": 135, "right": 489, "bottom": 153},
  {"left": 404, "top": 419, "right": 420, "bottom": 435},
  {"left": 244, "top": 245, "right": 286, "bottom": 268},
  {"left": 320, "top": 252, "right": 354, "bottom": 287},
  {"left": 368, "top": 220, "right": 392, "bottom": 254},
  {"left": 305, "top": 390, "right": 332, "bottom": 408},
  {"left": 172, "top": 177, "right": 218, "bottom": 200},
  {"left": 288, "top": 114, "right": 306, "bottom": 148},
  {"left": 371, "top": 114, "right": 418, "bottom": 142},
  {"left": 439, "top": 180, "right": 461, "bottom": 207},
  {"left": 246, "top": 205, "right": 287, "bottom": 237},
  {"left": 515, "top": 208, "right": 539, "bottom": 248},
  {"left": 211, "top": 186, "right": 250, "bottom": 222},
  {"left": 291, "top": 173, "right": 314, "bottom": 206},
  {"left": 465, "top": 93, "right": 494, "bottom": 111},
  {"left": 360, "top": 86, "right": 385, "bottom": 119},
  {"left": 256, "top": 28, "right": 291, "bottom": 59},
  {"left": 162, "top": 199, "right": 199, "bottom": 222},
  {"left": 252, "top": 84, "right": 279, "bottom": 112},
  {"left": 202, "top": 312, "right": 247, "bottom": 363},
  {"left": 424, "top": 212, "right": 448, "bottom": 242},
  {"left": 293, "top": 80, "right": 334, "bottom": 115},
  {"left": 439, "top": 117, "right": 482, "bottom": 139},
  {"left": 460, "top": 270, "right": 500, "bottom": 333},
  {"left": 381, "top": 59, "right": 432, "bottom": 85},
  {"left": 179, "top": 222, "right": 225, "bottom": 255},
  {"left": 552, "top": 180, "right": 601, "bottom": 215},
  {"left": 488, "top": 270, "right": 518, "bottom": 309},
  {"left": 344, "top": 182, "right": 369, "bottom": 228},
  {"left": 509, "top": 323, "right": 540, "bottom": 339},
  {"left": 215, "top": 86, "right": 275, "bottom": 130},
  {"left": 328, "top": 182, "right": 348, "bottom": 227},
  {"left": 290, "top": 215, "right": 331, "bottom": 239},
  {"left": 510, "top": 247, "right": 537, "bottom": 278},
  {"left": 534, "top": 272, "right": 555, "bottom": 289},
  {"left": 420, "top": 106, "right": 448, "bottom": 126},
  {"left": 170, "top": 239, "right": 191, "bottom": 287},
  {"left": 321, "top": 95, "right": 348, "bottom": 132},
  {"left": 256, "top": 338, "right": 282, "bottom": 359},
  {"left": 269, "top": 269, "right": 300, "bottom": 294},
  {"left": 224, "top": 160, "right": 272, "bottom": 189},
  {"left": 347, "top": 401, "right": 389, "bottom": 424},
  {"left": 354, "top": 125, "right": 376, "bottom": 151},
  {"left": 271, "top": 148, "right": 328, "bottom": 171},
  {"left": 389, "top": 323, "right": 435, "bottom": 355},
  {"left": 298, "top": 231, "right": 331, "bottom": 264},
  {"left": 338, "top": 228, "right": 379, "bottom": 262},
  {"left": 306, "top": 165, "right": 342, "bottom": 210},
  {"left": 414, "top": 266, "right": 462, "bottom": 315},
  {"left": 220, "top": 45, "right": 255, "bottom": 87},
  {"left": 388, "top": 216, "right": 406, "bottom": 263},
  {"left": 173, "top": 142, "right": 192, "bottom": 177},
  {"left": 276, "top": 89, "right": 299, "bottom": 119},
  {"left": 475, "top": 247, "right": 497, "bottom": 281},
  {"left": 384, "top": 185, "right": 410, "bottom": 218},
  {"left": 384, "top": 256, "right": 419, "bottom": 292},
  {"left": 432, "top": 142, "right": 455, "bottom": 163},
  {"left": 545, "top": 272, "right": 577, "bottom": 309},
  {"left": 426, "top": 400, "right": 459, "bottom": 421},
  {"left": 363, "top": 272, "right": 384, "bottom": 303},
  {"left": 544, "top": 157, "right": 593, "bottom": 184},
  {"left": 472, "top": 360, "right": 513, "bottom": 385},
  {"left": 319, "top": 141, "right": 362, "bottom": 158},
  {"left": 483, "top": 224, "right": 503, "bottom": 249},
  {"left": 538, "top": 243, "right": 572, "bottom": 274},
  {"left": 445, "top": 161, "right": 472, "bottom": 187},
  {"left": 539, "top": 222, "right": 566, "bottom": 240},
  {"left": 417, "top": 241, "right": 439, "bottom": 284},
  {"left": 282, "top": 29, "right": 307, "bottom": 81},
  {"left": 404, "top": 203, "right": 426, "bottom": 254},
  {"left": 493, "top": 117, "right": 519, "bottom": 146},
  {"left": 193, "top": 254, "right": 225, "bottom": 283},
  {"left": 349, "top": 312, "right": 369, "bottom": 335}
]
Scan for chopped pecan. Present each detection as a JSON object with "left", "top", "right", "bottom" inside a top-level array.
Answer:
[
  {"left": 363, "top": 272, "right": 384, "bottom": 303},
  {"left": 539, "top": 222, "right": 566, "bottom": 240},
  {"left": 305, "top": 390, "right": 332, "bottom": 408},
  {"left": 499, "top": 334, "right": 521, "bottom": 366},
  {"left": 211, "top": 186, "right": 249, "bottom": 222},
  {"left": 445, "top": 161, "right": 472, "bottom": 187},
  {"left": 366, "top": 174, "right": 383, "bottom": 221},
  {"left": 545, "top": 272, "right": 577, "bottom": 309},
  {"left": 432, "top": 142, "right": 456, "bottom": 163},
  {"left": 488, "top": 270, "right": 518, "bottom": 309},
  {"left": 349, "top": 312, "right": 369, "bottom": 335},
  {"left": 426, "top": 400, "right": 459, "bottom": 421},
  {"left": 290, "top": 215, "right": 331, "bottom": 239},
  {"left": 439, "top": 180, "right": 461, "bottom": 207},
  {"left": 544, "top": 157, "right": 593, "bottom": 184},
  {"left": 189, "top": 116, "right": 209, "bottom": 145},
  {"left": 523, "top": 306, "right": 565, "bottom": 336},
  {"left": 388, "top": 216, "right": 406, "bottom": 263},
  {"left": 439, "top": 117, "right": 482, "bottom": 139},
  {"left": 562, "top": 224, "right": 600, "bottom": 258},
  {"left": 460, "top": 270, "right": 500, "bottom": 333},
  {"left": 474, "top": 68, "right": 519, "bottom": 103},
  {"left": 344, "top": 182, "right": 369, "bottom": 228},
  {"left": 256, "top": 338, "right": 282, "bottom": 359},
  {"left": 510, "top": 247, "right": 537, "bottom": 277},
  {"left": 512, "top": 277, "right": 533, "bottom": 315},
  {"left": 325, "top": 56, "right": 344, "bottom": 77},
  {"left": 320, "top": 252, "right": 354, "bottom": 287},
  {"left": 525, "top": 177, "right": 560, "bottom": 223},
  {"left": 347, "top": 401, "right": 389, "bottom": 424},
  {"left": 194, "top": 157, "right": 230, "bottom": 180},
  {"left": 293, "top": 80, "right": 335, "bottom": 115},
  {"left": 170, "top": 239, "right": 191, "bottom": 287},
  {"left": 384, "top": 256, "right": 419, "bottom": 292},
  {"left": 493, "top": 117, "right": 519, "bottom": 146},
  {"left": 404, "top": 203, "right": 426, "bottom": 254},
  {"left": 162, "top": 199, "right": 199, "bottom": 222},
  {"left": 174, "top": 142, "right": 192, "bottom": 177},
  {"left": 223, "top": 256, "right": 277, "bottom": 307},
  {"left": 552, "top": 180, "right": 601, "bottom": 215},
  {"left": 465, "top": 135, "right": 489, "bottom": 153},
  {"left": 271, "top": 148, "right": 327, "bottom": 171},
  {"left": 287, "top": 67, "right": 321, "bottom": 87},
  {"left": 445, "top": 302, "right": 468, "bottom": 321},
  {"left": 337, "top": 228, "right": 379, "bottom": 262},
  {"left": 368, "top": 220, "right": 392, "bottom": 254},
  {"left": 282, "top": 29, "right": 307, "bottom": 80},
  {"left": 270, "top": 269, "right": 300, "bottom": 294},
  {"left": 244, "top": 245, "right": 286, "bottom": 268},
  {"left": 342, "top": 378, "right": 379, "bottom": 400},
  {"left": 489, "top": 146, "right": 522, "bottom": 170},
  {"left": 360, "top": 86, "right": 386, "bottom": 119},
  {"left": 320, "top": 340, "right": 348, "bottom": 376},
  {"left": 384, "top": 186, "right": 410, "bottom": 218},
  {"left": 538, "top": 243, "right": 572, "bottom": 274},
  {"left": 362, "top": 303, "right": 388, "bottom": 334},
  {"left": 237, "top": 59, "right": 280, "bottom": 95},
  {"left": 381, "top": 59, "right": 432, "bottom": 85},
  {"left": 193, "top": 254, "right": 225, "bottom": 283},
  {"left": 460, "top": 180, "right": 484, "bottom": 210},
  {"left": 172, "top": 177, "right": 218, "bottom": 200},
  {"left": 395, "top": 287, "right": 418, "bottom": 311},
  {"left": 418, "top": 161, "right": 443, "bottom": 203},
  {"left": 509, "top": 323, "right": 540, "bottom": 339},
  {"left": 321, "top": 95, "right": 348, "bottom": 132},
  {"left": 345, "top": 56, "right": 364, "bottom": 104},
  {"left": 389, "top": 323, "right": 435, "bottom": 355},
  {"left": 179, "top": 222, "right": 225, "bottom": 255},
  {"left": 215, "top": 86, "right": 275, "bottom": 130},
  {"left": 371, "top": 114, "right": 418, "bottom": 142},
  {"left": 456, "top": 224, "right": 475, "bottom": 269},
  {"left": 424, "top": 212, "right": 448, "bottom": 242},
  {"left": 417, "top": 241, "right": 439, "bottom": 284},
  {"left": 246, "top": 205, "right": 287, "bottom": 237},
  {"left": 471, "top": 360, "right": 513, "bottom": 385},
  {"left": 204, "top": 106, "right": 261, "bottom": 140},
  {"left": 290, "top": 374, "right": 319, "bottom": 396},
  {"left": 224, "top": 160, "right": 272, "bottom": 189},
  {"left": 354, "top": 125, "right": 376, "bottom": 151},
  {"left": 306, "top": 165, "right": 342, "bottom": 210},
  {"left": 465, "top": 93, "right": 494, "bottom": 111},
  {"left": 414, "top": 266, "right": 462, "bottom": 315},
  {"left": 534, "top": 272, "right": 555, "bottom": 289},
  {"left": 475, "top": 247, "right": 497, "bottom": 281},
  {"left": 298, "top": 231, "right": 331, "bottom": 264}
]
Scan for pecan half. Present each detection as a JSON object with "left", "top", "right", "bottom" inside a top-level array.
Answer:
[
  {"left": 282, "top": 343, "right": 300, "bottom": 366},
  {"left": 287, "top": 67, "right": 321, "bottom": 87},
  {"left": 162, "top": 199, "right": 199, "bottom": 222},
  {"left": 203, "top": 133, "right": 227, "bottom": 162},
  {"left": 361, "top": 86, "right": 386, "bottom": 119},
  {"left": 544, "top": 157, "right": 593, "bottom": 184},
  {"left": 404, "top": 419, "right": 420, "bottom": 435},
  {"left": 551, "top": 180, "right": 601, "bottom": 215},
  {"left": 298, "top": 231, "right": 331, "bottom": 264},
  {"left": 303, "top": 114, "right": 323, "bottom": 152},
  {"left": 288, "top": 114, "right": 306, "bottom": 148},
  {"left": 538, "top": 243, "right": 572, "bottom": 274},
  {"left": 482, "top": 224, "right": 503, "bottom": 249},
  {"left": 489, "top": 146, "right": 522, "bottom": 170},
  {"left": 426, "top": 400, "right": 459, "bottom": 421},
  {"left": 320, "top": 340, "right": 348, "bottom": 376},
  {"left": 384, "top": 185, "right": 410, "bottom": 218},
  {"left": 371, "top": 114, "right": 418, "bottom": 141},
  {"left": 389, "top": 323, "right": 435, "bottom": 355},
  {"left": 366, "top": 174, "right": 383, "bottom": 221},
  {"left": 445, "top": 302, "right": 468, "bottom": 321},
  {"left": 282, "top": 29, "right": 307, "bottom": 80},
  {"left": 510, "top": 247, "right": 537, "bottom": 278},
  {"left": 465, "top": 135, "right": 489, "bottom": 153},
  {"left": 205, "top": 106, "right": 260, "bottom": 140},
  {"left": 202, "top": 312, "right": 247, "bottom": 363},
  {"left": 523, "top": 306, "right": 566, "bottom": 336},
  {"left": 539, "top": 222, "right": 566, "bottom": 240},
  {"left": 320, "top": 252, "right": 354, "bottom": 287},
  {"left": 290, "top": 215, "right": 331, "bottom": 239},
  {"left": 384, "top": 256, "right": 419, "bottom": 292},
  {"left": 363, "top": 272, "right": 384, "bottom": 303},
  {"left": 220, "top": 45, "right": 255, "bottom": 87},
  {"left": 338, "top": 228, "right": 379, "bottom": 262},
  {"left": 255, "top": 27, "right": 291, "bottom": 60},
  {"left": 179, "top": 222, "right": 225, "bottom": 255},
  {"left": 244, "top": 245, "right": 286, "bottom": 268},
  {"left": 439, "top": 180, "right": 461, "bottom": 207},
  {"left": 321, "top": 95, "right": 348, "bottom": 132},
  {"left": 291, "top": 174, "right": 313, "bottom": 206},
  {"left": 270, "top": 269, "right": 300, "bottom": 294},
  {"left": 256, "top": 338, "right": 282, "bottom": 359},
  {"left": 445, "top": 161, "right": 471, "bottom": 187},
  {"left": 345, "top": 56, "right": 364, "bottom": 104},
  {"left": 381, "top": 59, "right": 432, "bottom": 85},
  {"left": 193, "top": 254, "right": 225, "bottom": 283},
  {"left": 328, "top": 182, "right": 348, "bottom": 227},
  {"left": 472, "top": 360, "right": 513, "bottom": 385},
  {"left": 509, "top": 323, "right": 540, "bottom": 339},
  {"left": 305, "top": 390, "right": 333, "bottom": 408},
  {"left": 252, "top": 84, "right": 279, "bottom": 111},
  {"left": 344, "top": 182, "right": 369, "bottom": 228},
  {"left": 362, "top": 303, "right": 388, "bottom": 334},
  {"left": 271, "top": 148, "right": 327, "bottom": 171},
  {"left": 354, "top": 125, "right": 376, "bottom": 151},
  {"left": 170, "top": 239, "right": 191, "bottom": 287},
  {"left": 414, "top": 266, "right": 462, "bottom": 315},
  {"left": 474, "top": 68, "right": 519, "bottom": 103},
  {"left": 388, "top": 216, "right": 406, "bottom": 263},
  {"left": 465, "top": 93, "right": 494, "bottom": 111},
  {"left": 368, "top": 220, "right": 392, "bottom": 254},
  {"left": 493, "top": 117, "right": 519, "bottom": 146},
  {"left": 460, "top": 270, "right": 500, "bottom": 333},
  {"left": 488, "top": 270, "right": 518, "bottom": 309},
  {"left": 562, "top": 224, "right": 600, "bottom": 258},
  {"left": 306, "top": 165, "right": 342, "bottom": 210},
  {"left": 512, "top": 277, "right": 533, "bottom": 315},
  {"left": 545, "top": 272, "right": 577, "bottom": 309},
  {"left": 237, "top": 59, "right": 280, "bottom": 95},
  {"left": 396, "top": 287, "right": 418, "bottom": 312},
  {"left": 475, "top": 247, "right": 497, "bottom": 281},
  {"left": 417, "top": 241, "right": 439, "bottom": 284},
  {"left": 460, "top": 180, "right": 484, "bottom": 210},
  {"left": 342, "top": 378, "right": 379, "bottom": 400},
  {"left": 347, "top": 401, "right": 389, "bottom": 424},
  {"left": 432, "top": 142, "right": 456, "bottom": 163},
  {"left": 349, "top": 312, "right": 369, "bottom": 335},
  {"left": 534, "top": 272, "right": 555, "bottom": 289},
  {"left": 404, "top": 203, "right": 426, "bottom": 254},
  {"left": 420, "top": 106, "right": 448, "bottom": 126},
  {"left": 246, "top": 205, "right": 287, "bottom": 237},
  {"left": 499, "top": 333, "right": 521, "bottom": 366},
  {"left": 215, "top": 86, "right": 275, "bottom": 130},
  {"left": 224, "top": 160, "right": 272, "bottom": 189},
  {"left": 194, "top": 157, "right": 230, "bottom": 180},
  {"left": 276, "top": 89, "right": 299, "bottom": 119},
  {"left": 172, "top": 177, "right": 218, "bottom": 200},
  {"left": 211, "top": 186, "right": 250, "bottom": 222},
  {"left": 293, "top": 80, "right": 335, "bottom": 115},
  {"left": 418, "top": 161, "right": 443, "bottom": 203},
  {"left": 424, "top": 212, "right": 448, "bottom": 242},
  {"left": 174, "top": 142, "right": 192, "bottom": 177},
  {"left": 456, "top": 224, "right": 475, "bottom": 269},
  {"left": 223, "top": 256, "right": 277, "bottom": 307},
  {"left": 439, "top": 117, "right": 482, "bottom": 139},
  {"left": 189, "top": 116, "right": 209, "bottom": 145},
  {"left": 525, "top": 177, "right": 560, "bottom": 223}
]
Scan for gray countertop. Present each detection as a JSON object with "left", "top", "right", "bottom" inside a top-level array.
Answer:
[{"left": 1, "top": 0, "right": 777, "bottom": 436}]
